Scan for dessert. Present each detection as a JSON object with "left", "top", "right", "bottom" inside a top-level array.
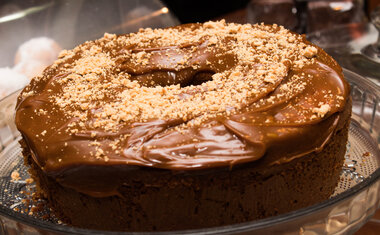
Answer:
[{"left": 15, "top": 21, "right": 351, "bottom": 231}]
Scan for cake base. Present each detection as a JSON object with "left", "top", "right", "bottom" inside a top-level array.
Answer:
[{"left": 21, "top": 113, "right": 350, "bottom": 232}]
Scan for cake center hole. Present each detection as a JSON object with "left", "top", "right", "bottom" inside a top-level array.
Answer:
[
  {"left": 182, "top": 71, "right": 215, "bottom": 87},
  {"left": 132, "top": 71, "right": 215, "bottom": 88}
]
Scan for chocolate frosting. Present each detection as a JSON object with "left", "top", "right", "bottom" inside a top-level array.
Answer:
[{"left": 15, "top": 22, "right": 349, "bottom": 197}]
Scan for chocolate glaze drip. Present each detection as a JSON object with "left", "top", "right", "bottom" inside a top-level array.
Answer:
[{"left": 15, "top": 23, "right": 349, "bottom": 197}]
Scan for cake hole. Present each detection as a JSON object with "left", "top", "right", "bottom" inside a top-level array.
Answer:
[
  {"left": 181, "top": 71, "right": 214, "bottom": 87},
  {"left": 131, "top": 71, "right": 215, "bottom": 88}
]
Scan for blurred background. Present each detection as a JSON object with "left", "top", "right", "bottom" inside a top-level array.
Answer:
[{"left": 0, "top": 0, "right": 379, "bottom": 87}]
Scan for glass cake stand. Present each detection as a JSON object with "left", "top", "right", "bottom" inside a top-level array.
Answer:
[{"left": 0, "top": 69, "right": 379, "bottom": 235}]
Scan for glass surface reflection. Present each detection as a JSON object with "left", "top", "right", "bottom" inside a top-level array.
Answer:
[{"left": 308, "top": 19, "right": 380, "bottom": 86}]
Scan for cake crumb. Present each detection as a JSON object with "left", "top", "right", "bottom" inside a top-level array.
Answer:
[
  {"left": 363, "top": 152, "right": 371, "bottom": 157},
  {"left": 312, "top": 104, "right": 331, "bottom": 118},
  {"left": 302, "top": 45, "right": 318, "bottom": 58},
  {"left": 11, "top": 171, "right": 21, "bottom": 181},
  {"left": 25, "top": 178, "right": 34, "bottom": 184}
]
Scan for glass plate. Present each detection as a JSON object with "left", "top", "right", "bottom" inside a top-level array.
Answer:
[{"left": 0, "top": 69, "right": 379, "bottom": 235}]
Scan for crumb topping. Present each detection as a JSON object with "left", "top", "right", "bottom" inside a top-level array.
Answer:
[
  {"left": 32, "top": 21, "right": 318, "bottom": 133},
  {"left": 16, "top": 21, "right": 349, "bottom": 168},
  {"left": 313, "top": 104, "right": 331, "bottom": 118}
]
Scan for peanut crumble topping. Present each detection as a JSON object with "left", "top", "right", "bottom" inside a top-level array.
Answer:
[
  {"left": 16, "top": 21, "right": 349, "bottom": 168},
  {"left": 26, "top": 21, "right": 320, "bottom": 134}
]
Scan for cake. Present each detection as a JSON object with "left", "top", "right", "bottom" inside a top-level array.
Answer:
[{"left": 15, "top": 21, "right": 351, "bottom": 231}]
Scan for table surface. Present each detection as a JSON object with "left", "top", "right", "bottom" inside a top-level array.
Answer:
[{"left": 355, "top": 209, "right": 380, "bottom": 234}]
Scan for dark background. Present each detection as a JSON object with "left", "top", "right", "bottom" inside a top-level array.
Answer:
[
  {"left": 161, "top": 0, "right": 250, "bottom": 23},
  {"left": 162, "top": 0, "right": 378, "bottom": 24}
]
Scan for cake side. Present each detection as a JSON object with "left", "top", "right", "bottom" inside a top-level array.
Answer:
[
  {"left": 15, "top": 21, "right": 351, "bottom": 231},
  {"left": 20, "top": 101, "right": 350, "bottom": 231}
]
